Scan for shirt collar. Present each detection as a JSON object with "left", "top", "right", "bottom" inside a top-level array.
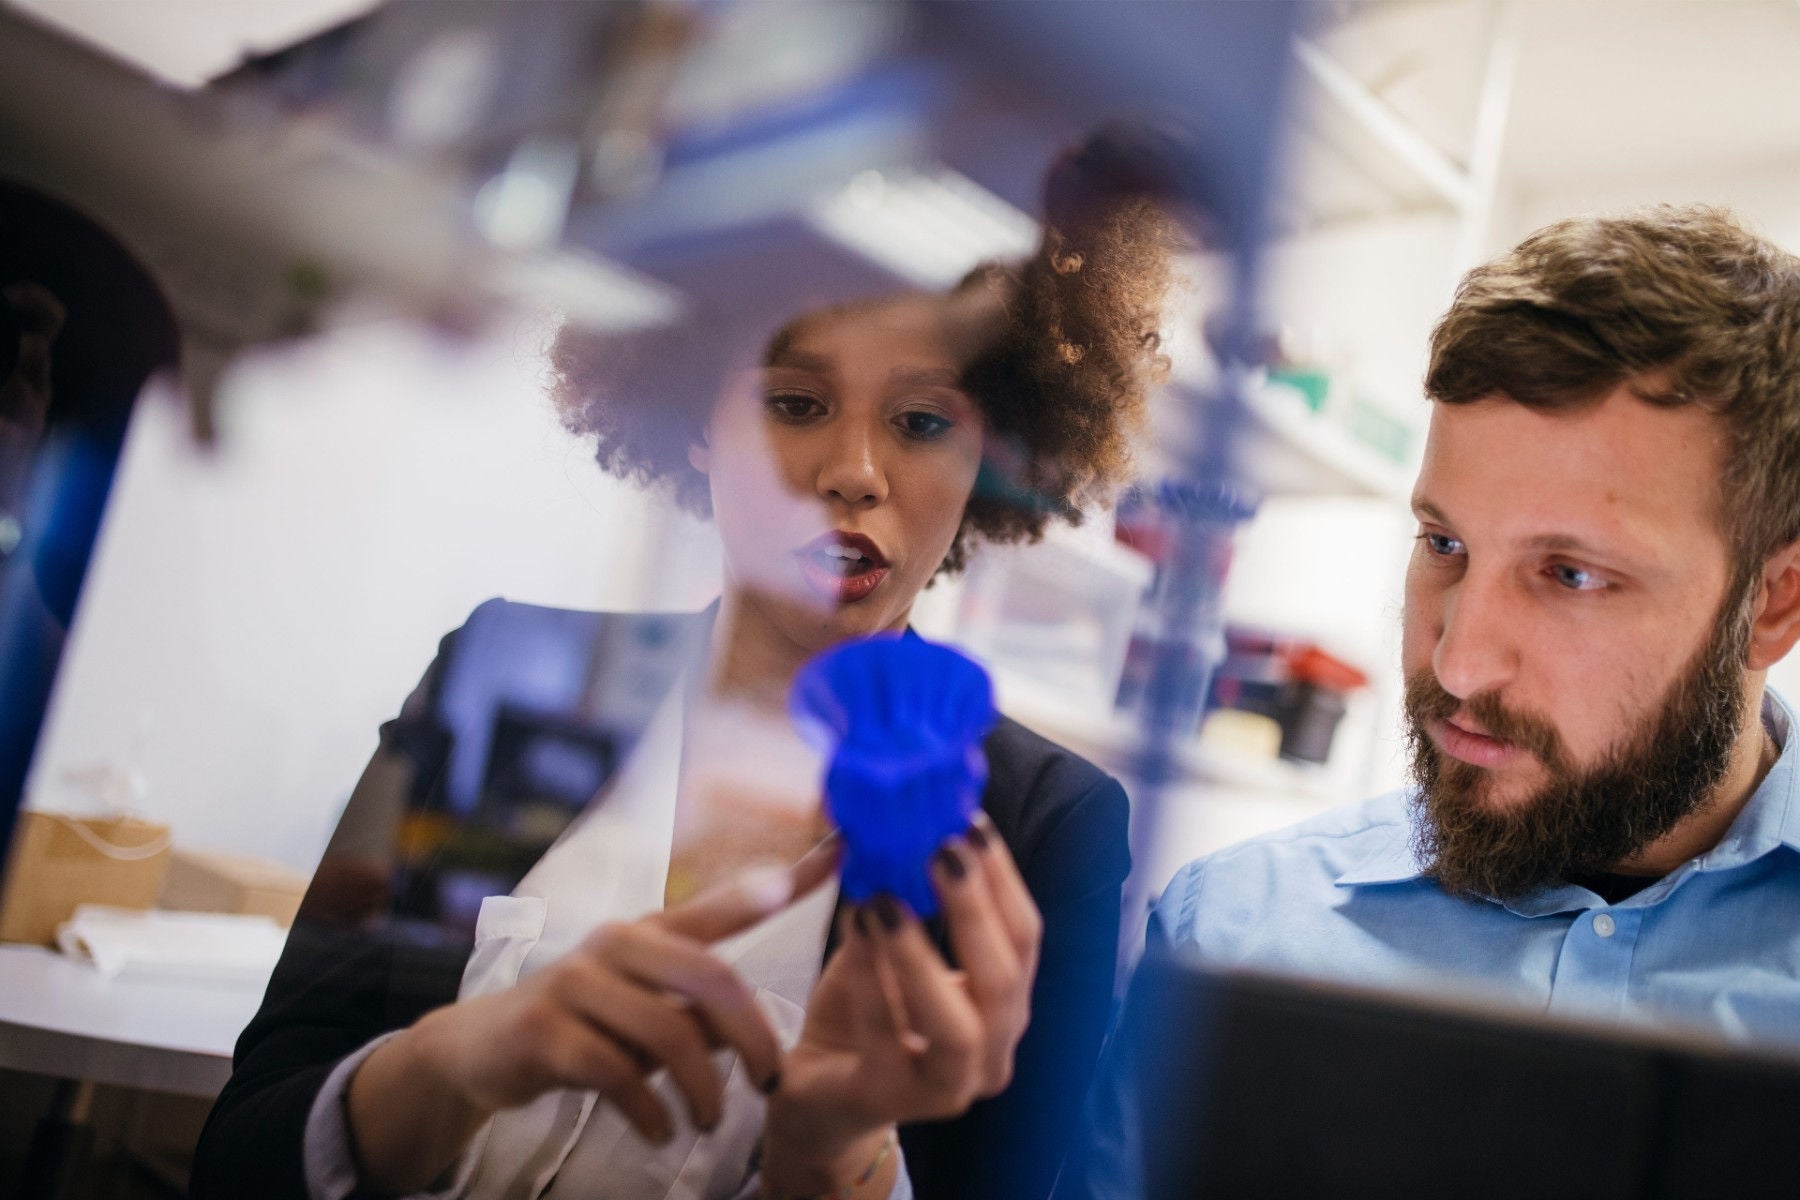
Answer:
[
  {"left": 1333, "top": 687, "right": 1800, "bottom": 893},
  {"left": 1692, "top": 686, "right": 1800, "bottom": 870},
  {"left": 1333, "top": 814, "right": 1426, "bottom": 886}
]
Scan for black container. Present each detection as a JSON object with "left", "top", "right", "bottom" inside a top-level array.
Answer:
[{"left": 1278, "top": 682, "right": 1346, "bottom": 764}]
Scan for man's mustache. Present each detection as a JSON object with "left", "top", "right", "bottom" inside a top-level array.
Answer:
[{"left": 1404, "top": 673, "right": 1567, "bottom": 768}]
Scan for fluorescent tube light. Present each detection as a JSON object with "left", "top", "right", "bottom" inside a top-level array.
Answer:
[{"left": 804, "top": 166, "right": 1039, "bottom": 290}]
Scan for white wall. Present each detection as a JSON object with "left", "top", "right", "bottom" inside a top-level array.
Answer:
[
  {"left": 27, "top": 315, "right": 722, "bottom": 874},
  {"left": 1510, "top": 158, "right": 1800, "bottom": 257}
]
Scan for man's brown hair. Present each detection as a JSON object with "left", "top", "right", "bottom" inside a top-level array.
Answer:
[{"left": 1426, "top": 204, "right": 1800, "bottom": 577}]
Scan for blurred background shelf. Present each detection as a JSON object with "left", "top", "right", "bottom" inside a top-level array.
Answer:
[
  {"left": 991, "top": 674, "right": 1339, "bottom": 804},
  {"left": 1237, "top": 381, "right": 1414, "bottom": 500},
  {"left": 1148, "top": 376, "right": 1416, "bottom": 503}
]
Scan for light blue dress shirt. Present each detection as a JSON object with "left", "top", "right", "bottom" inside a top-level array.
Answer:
[
  {"left": 1054, "top": 689, "right": 1800, "bottom": 1199},
  {"left": 1152, "top": 688, "right": 1800, "bottom": 1044}
]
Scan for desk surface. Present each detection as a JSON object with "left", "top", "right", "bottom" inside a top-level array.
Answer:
[{"left": 0, "top": 944, "right": 269, "bottom": 1097}]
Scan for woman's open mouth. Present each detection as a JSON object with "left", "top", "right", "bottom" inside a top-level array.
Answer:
[{"left": 795, "top": 532, "right": 890, "bottom": 604}]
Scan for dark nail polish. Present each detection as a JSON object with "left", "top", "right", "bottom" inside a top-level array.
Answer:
[
  {"left": 760, "top": 1069, "right": 783, "bottom": 1095},
  {"left": 855, "top": 905, "right": 875, "bottom": 936},
  {"left": 933, "top": 846, "right": 967, "bottom": 881},
  {"left": 874, "top": 894, "right": 903, "bottom": 931},
  {"left": 965, "top": 821, "right": 991, "bottom": 852}
]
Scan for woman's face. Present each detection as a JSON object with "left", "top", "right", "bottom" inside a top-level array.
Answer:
[{"left": 694, "top": 296, "right": 985, "bottom": 659}]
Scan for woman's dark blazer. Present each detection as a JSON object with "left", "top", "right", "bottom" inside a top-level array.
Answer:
[{"left": 192, "top": 600, "right": 1131, "bottom": 1200}]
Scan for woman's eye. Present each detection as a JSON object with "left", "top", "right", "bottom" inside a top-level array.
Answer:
[
  {"left": 765, "top": 391, "right": 824, "bottom": 422},
  {"left": 898, "top": 410, "right": 953, "bottom": 441},
  {"left": 1549, "top": 563, "right": 1604, "bottom": 592}
]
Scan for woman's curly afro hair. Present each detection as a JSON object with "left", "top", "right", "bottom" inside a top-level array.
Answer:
[{"left": 551, "top": 127, "right": 1180, "bottom": 574}]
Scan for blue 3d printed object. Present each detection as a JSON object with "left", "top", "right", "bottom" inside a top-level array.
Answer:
[{"left": 790, "top": 634, "right": 997, "bottom": 917}]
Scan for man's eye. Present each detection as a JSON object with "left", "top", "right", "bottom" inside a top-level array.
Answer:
[
  {"left": 765, "top": 392, "right": 823, "bottom": 422},
  {"left": 1419, "top": 532, "right": 1464, "bottom": 557},
  {"left": 1549, "top": 563, "right": 1604, "bottom": 592},
  {"left": 898, "top": 410, "right": 953, "bottom": 441}
]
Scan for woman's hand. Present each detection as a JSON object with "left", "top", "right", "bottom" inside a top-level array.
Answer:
[
  {"left": 346, "top": 841, "right": 839, "bottom": 1195},
  {"left": 761, "top": 817, "right": 1042, "bottom": 1197}
]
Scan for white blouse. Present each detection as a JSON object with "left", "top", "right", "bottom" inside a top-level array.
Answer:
[{"left": 303, "top": 678, "right": 911, "bottom": 1200}]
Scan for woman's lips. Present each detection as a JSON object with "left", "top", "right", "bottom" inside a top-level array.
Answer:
[
  {"left": 1432, "top": 717, "right": 1522, "bottom": 768},
  {"left": 794, "top": 532, "right": 890, "bottom": 605}
]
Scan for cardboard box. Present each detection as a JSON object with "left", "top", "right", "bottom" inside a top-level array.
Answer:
[
  {"left": 0, "top": 811, "right": 172, "bottom": 946},
  {"left": 159, "top": 847, "right": 308, "bottom": 927}
]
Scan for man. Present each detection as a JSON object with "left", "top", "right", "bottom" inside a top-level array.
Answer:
[{"left": 1056, "top": 204, "right": 1800, "bottom": 1195}]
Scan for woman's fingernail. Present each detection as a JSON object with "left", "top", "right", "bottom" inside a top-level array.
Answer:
[
  {"left": 933, "top": 845, "right": 967, "bottom": 881},
  {"left": 760, "top": 1069, "right": 783, "bottom": 1095},
  {"left": 874, "top": 895, "right": 903, "bottom": 932},
  {"left": 965, "top": 820, "right": 991, "bottom": 852}
]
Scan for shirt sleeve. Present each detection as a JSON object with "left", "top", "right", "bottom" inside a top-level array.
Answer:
[
  {"left": 304, "top": 1032, "right": 478, "bottom": 1200},
  {"left": 303, "top": 1034, "right": 393, "bottom": 1200}
]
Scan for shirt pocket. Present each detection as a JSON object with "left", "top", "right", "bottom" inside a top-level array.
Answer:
[{"left": 459, "top": 894, "right": 548, "bottom": 1002}]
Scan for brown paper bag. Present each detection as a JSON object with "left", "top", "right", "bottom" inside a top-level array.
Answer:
[{"left": 0, "top": 811, "right": 172, "bottom": 946}]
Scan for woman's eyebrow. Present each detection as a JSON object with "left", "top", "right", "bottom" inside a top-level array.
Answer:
[
  {"left": 766, "top": 348, "right": 833, "bottom": 374},
  {"left": 888, "top": 365, "right": 964, "bottom": 389}
]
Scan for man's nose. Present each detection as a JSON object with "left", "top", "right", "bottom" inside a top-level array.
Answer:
[
  {"left": 1431, "top": 570, "right": 1520, "bottom": 701},
  {"left": 813, "top": 417, "right": 888, "bottom": 508}
]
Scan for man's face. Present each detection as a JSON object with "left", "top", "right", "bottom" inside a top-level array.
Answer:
[{"left": 1400, "top": 386, "right": 1749, "bottom": 897}]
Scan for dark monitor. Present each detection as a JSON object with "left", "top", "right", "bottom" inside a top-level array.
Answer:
[{"left": 1110, "top": 950, "right": 1800, "bottom": 1200}]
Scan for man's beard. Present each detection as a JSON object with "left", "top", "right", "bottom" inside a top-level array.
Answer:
[{"left": 1404, "top": 586, "right": 1754, "bottom": 901}]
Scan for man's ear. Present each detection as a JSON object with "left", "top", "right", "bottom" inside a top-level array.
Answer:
[
  {"left": 1747, "top": 537, "right": 1800, "bottom": 670},
  {"left": 687, "top": 435, "right": 711, "bottom": 476}
]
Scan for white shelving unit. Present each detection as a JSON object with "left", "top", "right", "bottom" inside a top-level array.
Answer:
[
  {"left": 1291, "top": 2, "right": 1521, "bottom": 271},
  {"left": 1239, "top": 380, "right": 1413, "bottom": 500},
  {"left": 1153, "top": 374, "right": 1415, "bottom": 503}
]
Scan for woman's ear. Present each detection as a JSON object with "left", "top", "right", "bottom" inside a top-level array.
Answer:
[{"left": 1747, "top": 536, "right": 1800, "bottom": 671}]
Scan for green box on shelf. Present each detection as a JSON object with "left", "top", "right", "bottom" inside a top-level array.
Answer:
[
  {"left": 1267, "top": 366, "right": 1330, "bottom": 412},
  {"left": 1345, "top": 395, "right": 1414, "bottom": 465}
]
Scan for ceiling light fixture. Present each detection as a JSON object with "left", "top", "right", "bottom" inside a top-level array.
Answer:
[{"left": 804, "top": 166, "right": 1039, "bottom": 290}]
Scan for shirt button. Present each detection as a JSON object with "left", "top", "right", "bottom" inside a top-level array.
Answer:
[{"left": 1592, "top": 913, "right": 1616, "bottom": 938}]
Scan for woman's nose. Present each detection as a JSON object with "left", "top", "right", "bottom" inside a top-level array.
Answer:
[{"left": 813, "top": 418, "right": 888, "bottom": 508}]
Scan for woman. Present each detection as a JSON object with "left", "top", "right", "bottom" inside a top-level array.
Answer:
[{"left": 194, "top": 132, "right": 1176, "bottom": 1200}]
